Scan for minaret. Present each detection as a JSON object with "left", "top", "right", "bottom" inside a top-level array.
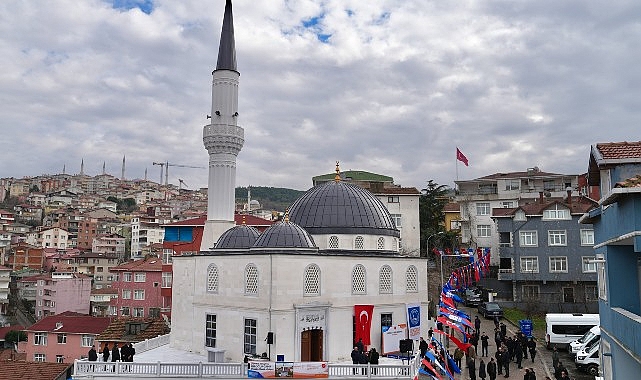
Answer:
[
  {"left": 121, "top": 155, "right": 126, "bottom": 180},
  {"left": 201, "top": 0, "right": 244, "bottom": 250},
  {"left": 102, "top": 161, "right": 106, "bottom": 175},
  {"left": 80, "top": 159, "right": 84, "bottom": 175}
]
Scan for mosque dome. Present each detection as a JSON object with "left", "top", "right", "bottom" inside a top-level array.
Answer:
[
  {"left": 289, "top": 170, "right": 400, "bottom": 238},
  {"left": 252, "top": 219, "right": 317, "bottom": 249},
  {"left": 216, "top": 224, "right": 260, "bottom": 249}
]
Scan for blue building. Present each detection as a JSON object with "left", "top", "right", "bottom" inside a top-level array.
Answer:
[{"left": 580, "top": 141, "right": 641, "bottom": 379}]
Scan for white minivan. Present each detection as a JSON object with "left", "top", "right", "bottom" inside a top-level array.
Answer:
[
  {"left": 545, "top": 313, "right": 600, "bottom": 350},
  {"left": 569, "top": 325, "right": 600, "bottom": 355},
  {"left": 575, "top": 336, "right": 600, "bottom": 376}
]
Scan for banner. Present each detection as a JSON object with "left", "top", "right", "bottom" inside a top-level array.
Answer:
[
  {"left": 381, "top": 323, "right": 407, "bottom": 355},
  {"left": 354, "top": 305, "right": 374, "bottom": 345},
  {"left": 406, "top": 303, "right": 421, "bottom": 340},
  {"left": 248, "top": 361, "right": 329, "bottom": 378}
]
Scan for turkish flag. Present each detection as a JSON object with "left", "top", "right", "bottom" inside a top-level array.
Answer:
[
  {"left": 354, "top": 305, "right": 374, "bottom": 345},
  {"left": 456, "top": 148, "right": 469, "bottom": 166}
]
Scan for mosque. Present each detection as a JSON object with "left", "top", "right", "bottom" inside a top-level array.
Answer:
[{"left": 169, "top": 0, "right": 427, "bottom": 363}]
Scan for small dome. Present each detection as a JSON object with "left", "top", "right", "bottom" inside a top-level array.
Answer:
[
  {"left": 252, "top": 220, "right": 316, "bottom": 249},
  {"left": 216, "top": 224, "right": 260, "bottom": 249},
  {"left": 289, "top": 180, "right": 399, "bottom": 237}
]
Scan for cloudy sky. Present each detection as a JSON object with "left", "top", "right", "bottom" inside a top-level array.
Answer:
[{"left": 1, "top": 0, "right": 639, "bottom": 191}]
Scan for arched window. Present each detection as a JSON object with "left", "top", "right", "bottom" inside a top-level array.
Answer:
[
  {"left": 406, "top": 265, "right": 418, "bottom": 293},
  {"left": 377, "top": 237, "right": 385, "bottom": 250},
  {"left": 245, "top": 263, "right": 259, "bottom": 296},
  {"left": 304, "top": 264, "right": 321, "bottom": 296},
  {"left": 352, "top": 264, "right": 367, "bottom": 294},
  {"left": 328, "top": 235, "right": 339, "bottom": 249},
  {"left": 354, "top": 236, "right": 364, "bottom": 250},
  {"left": 207, "top": 264, "right": 218, "bottom": 293},
  {"left": 379, "top": 265, "right": 393, "bottom": 294}
]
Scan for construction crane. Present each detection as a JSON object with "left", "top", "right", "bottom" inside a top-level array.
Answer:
[
  {"left": 152, "top": 161, "right": 205, "bottom": 186},
  {"left": 178, "top": 178, "right": 188, "bottom": 190}
]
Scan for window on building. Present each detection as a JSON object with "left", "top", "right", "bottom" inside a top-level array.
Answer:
[
  {"left": 134, "top": 290, "right": 145, "bottom": 300},
  {"left": 543, "top": 204, "right": 571, "bottom": 220},
  {"left": 95, "top": 275, "right": 103, "bottom": 281},
  {"left": 477, "top": 224, "right": 491, "bottom": 237},
  {"left": 303, "top": 264, "right": 320, "bottom": 296},
  {"left": 205, "top": 314, "right": 217, "bottom": 348},
  {"left": 520, "top": 257, "right": 539, "bottom": 273},
  {"left": 123, "top": 272, "right": 132, "bottom": 282},
  {"left": 543, "top": 180, "right": 555, "bottom": 191},
  {"left": 549, "top": 257, "right": 568, "bottom": 273},
  {"left": 504, "top": 180, "right": 519, "bottom": 191},
  {"left": 379, "top": 265, "right": 392, "bottom": 294},
  {"left": 244, "top": 318, "right": 257, "bottom": 355},
  {"left": 476, "top": 202, "right": 490, "bottom": 216},
  {"left": 57, "top": 334, "right": 66, "bottom": 344},
  {"left": 207, "top": 264, "right": 218, "bottom": 293},
  {"left": 81, "top": 335, "right": 94, "bottom": 347},
  {"left": 328, "top": 235, "right": 339, "bottom": 249},
  {"left": 245, "top": 264, "right": 259, "bottom": 296},
  {"left": 121, "top": 307, "right": 130, "bottom": 316},
  {"left": 499, "top": 232, "right": 512, "bottom": 247},
  {"left": 548, "top": 230, "right": 567, "bottom": 246},
  {"left": 133, "top": 308, "right": 144, "bottom": 317},
  {"left": 562, "top": 287, "right": 575, "bottom": 303},
  {"left": 522, "top": 285, "right": 540, "bottom": 300},
  {"left": 377, "top": 237, "right": 385, "bottom": 250},
  {"left": 134, "top": 273, "right": 146, "bottom": 282},
  {"left": 34, "top": 353, "right": 46, "bottom": 362},
  {"left": 352, "top": 264, "right": 366, "bottom": 295},
  {"left": 162, "top": 249, "right": 173, "bottom": 264},
  {"left": 580, "top": 230, "right": 595, "bottom": 246},
  {"left": 390, "top": 214, "right": 402, "bottom": 228},
  {"left": 122, "top": 290, "right": 131, "bottom": 299},
  {"left": 109, "top": 306, "right": 117, "bottom": 316},
  {"left": 381, "top": 313, "right": 393, "bottom": 330},
  {"left": 582, "top": 257, "right": 597, "bottom": 273},
  {"left": 388, "top": 196, "right": 399, "bottom": 203},
  {"left": 354, "top": 236, "right": 364, "bottom": 250},
  {"left": 519, "top": 231, "right": 538, "bottom": 247},
  {"left": 597, "top": 255, "right": 607, "bottom": 301},
  {"left": 406, "top": 265, "right": 418, "bottom": 293},
  {"left": 34, "top": 332, "right": 47, "bottom": 346},
  {"left": 514, "top": 210, "right": 526, "bottom": 221},
  {"left": 585, "top": 285, "right": 598, "bottom": 302},
  {"left": 97, "top": 267, "right": 103, "bottom": 272},
  {"left": 56, "top": 355, "right": 64, "bottom": 363},
  {"left": 501, "top": 200, "right": 516, "bottom": 208},
  {"left": 162, "top": 272, "right": 172, "bottom": 288},
  {"left": 149, "top": 308, "right": 160, "bottom": 318}
]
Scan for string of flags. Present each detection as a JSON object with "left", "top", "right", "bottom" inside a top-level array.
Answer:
[{"left": 415, "top": 248, "right": 492, "bottom": 380}]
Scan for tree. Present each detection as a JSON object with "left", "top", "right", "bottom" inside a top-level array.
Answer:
[
  {"left": 419, "top": 180, "right": 451, "bottom": 256},
  {"left": 4, "top": 330, "right": 27, "bottom": 344}
]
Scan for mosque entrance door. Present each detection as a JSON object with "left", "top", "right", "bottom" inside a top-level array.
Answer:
[{"left": 300, "top": 329, "right": 323, "bottom": 361}]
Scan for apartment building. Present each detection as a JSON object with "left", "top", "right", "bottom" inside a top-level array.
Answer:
[
  {"left": 130, "top": 215, "right": 168, "bottom": 259},
  {"left": 0, "top": 265, "right": 10, "bottom": 314},
  {"left": 108, "top": 256, "right": 164, "bottom": 318},
  {"left": 33, "top": 272, "right": 92, "bottom": 320}
]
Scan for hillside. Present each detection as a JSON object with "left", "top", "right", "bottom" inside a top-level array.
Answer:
[{"left": 235, "top": 186, "right": 305, "bottom": 212}]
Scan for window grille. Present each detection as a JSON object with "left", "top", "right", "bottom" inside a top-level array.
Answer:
[
  {"left": 207, "top": 264, "right": 219, "bottom": 293},
  {"left": 352, "top": 264, "right": 366, "bottom": 294},
  {"left": 304, "top": 264, "right": 321, "bottom": 296},
  {"left": 379, "top": 265, "right": 392, "bottom": 294},
  {"left": 406, "top": 266, "right": 418, "bottom": 293},
  {"left": 245, "top": 264, "right": 259, "bottom": 295}
]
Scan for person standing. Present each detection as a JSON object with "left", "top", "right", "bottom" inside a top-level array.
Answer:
[
  {"left": 468, "top": 357, "right": 477, "bottom": 380},
  {"left": 419, "top": 337, "right": 429, "bottom": 358},
  {"left": 487, "top": 357, "right": 497, "bottom": 380},
  {"left": 514, "top": 342, "right": 523, "bottom": 369},
  {"left": 120, "top": 343, "right": 130, "bottom": 363},
  {"left": 551, "top": 346, "right": 559, "bottom": 370},
  {"left": 351, "top": 346, "right": 360, "bottom": 375},
  {"left": 527, "top": 338, "right": 537, "bottom": 363},
  {"left": 475, "top": 316, "right": 482, "bottom": 332},
  {"left": 368, "top": 348, "right": 379, "bottom": 375},
  {"left": 111, "top": 342, "right": 120, "bottom": 362},
  {"left": 481, "top": 332, "right": 490, "bottom": 357},
  {"left": 500, "top": 347, "right": 510, "bottom": 377},
  {"left": 102, "top": 343, "right": 110, "bottom": 362},
  {"left": 88, "top": 345, "right": 98, "bottom": 362},
  {"left": 356, "top": 338, "right": 364, "bottom": 354},
  {"left": 500, "top": 322, "right": 507, "bottom": 339},
  {"left": 128, "top": 343, "right": 136, "bottom": 362},
  {"left": 479, "top": 359, "right": 487, "bottom": 380},
  {"left": 454, "top": 347, "right": 464, "bottom": 369}
]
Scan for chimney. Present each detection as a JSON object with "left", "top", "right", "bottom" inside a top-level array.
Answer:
[{"left": 539, "top": 191, "right": 544, "bottom": 203}]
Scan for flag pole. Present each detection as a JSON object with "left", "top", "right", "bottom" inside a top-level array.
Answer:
[{"left": 455, "top": 150, "right": 459, "bottom": 191}]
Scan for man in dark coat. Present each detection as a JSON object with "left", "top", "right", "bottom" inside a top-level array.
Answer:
[
  {"left": 369, "top": 348, "right": 379, "bottom": 375},
  {"left": 102, "top": 343, "right": 110, "bottom": 362},
  {"left": 527, "top": 338, "right": 537, "bottom": 362},
  {"left": 351, "top": 346, "right": 360, "bottom": 375},
  {"left": 111, "top": 342, "right": 120, "bottom": 362},
  {"left": 487, "top": 357, "right": 497, "bottom": 380},
  {"left": 356, "top": 338, "right": 364, "bottom": 354},
  {"left": 481, "top": 332, "right": 490, "bottom": 357},
  {"left": 88, "top": 345, "right": 98, "bottom": 361},
  {"left": 468, "top": 357, "right": 477, "bottom": 380},
  {"left": 128, "top": 343, "right": 136, "bottom": 362},
  {"left": 475, "top": 316, "right": 481, "bottom": 332},
  {"left": 419, "top": 337, "right": 429, "bottom": 358},
  {"left": 120, "top": 343, "right": 130, "bottom": 363}
]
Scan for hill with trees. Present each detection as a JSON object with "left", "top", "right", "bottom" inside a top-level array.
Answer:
[{"left": 235, "top": 186, "right": 305, "bottom": 212}]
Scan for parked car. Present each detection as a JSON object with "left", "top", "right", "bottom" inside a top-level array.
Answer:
[
  {"left": 462, "top": 289, "right": 482, "bottom": 306},
  {"left": 477, "top": 302, "right": 504, "bottom": 319}
]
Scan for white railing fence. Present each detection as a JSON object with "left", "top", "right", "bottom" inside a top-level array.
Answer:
[{"left": 132, "top": 333, "right": 171, "bottom": 353}]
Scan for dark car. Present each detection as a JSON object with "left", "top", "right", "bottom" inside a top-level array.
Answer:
[
  {"left": 477, "top": 302, "right": 504, "bottom": 319},
  {"left": 462, "top": 289, "right": 482, "bottom": 306}
]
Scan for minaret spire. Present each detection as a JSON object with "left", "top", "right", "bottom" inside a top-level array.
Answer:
[
  {"left": 201, "top": 0, "right": 245, "bottom": 251},
  {"left": 121, "top": 155, "right": 126, "bottom": 180},
  {"left": 80, "top": 159, "right": 84, "bottom": 175}
]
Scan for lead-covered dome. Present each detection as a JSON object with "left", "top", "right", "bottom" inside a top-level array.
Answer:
[
  {"left": 288, "top": 180, "right": 400, "bottom": 237},
  {"left": 216, "top": 224, "right": 260, "bottom": 249},
  {"left": 252, "top": 220, "right": 317, "bottom": 249}
]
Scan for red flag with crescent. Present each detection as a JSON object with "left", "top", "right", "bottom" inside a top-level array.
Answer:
[{"left": 354, "top": 305, "right": 374, "bottom": 345}]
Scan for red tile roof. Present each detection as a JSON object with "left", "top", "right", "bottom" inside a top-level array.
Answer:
[
  {"left": 97, "top": 317, "right": 169, "bottom": 343},
  {"left": 109, "top": 256, "right": 163, "bottom": 272},
  {"left": 595, "top": 141, "right": 641, "bottom": 160},
  {"left": 492, "top": 197, "right": 597, "bottom": 216},
  {"left": 615, "top": 174, "right": 641, "bottom": 188},
  {"left": 443, "top": 202, "right": 460, "bottom": 212},
  {"left": 0, "top": 361, "right": 71, "bottom": 380},
  {"left": 26, "top": 311, "right": 111, "bottom": 334},
  {"left": 0, "top": 324, "right": 25, "bottom": 339}
]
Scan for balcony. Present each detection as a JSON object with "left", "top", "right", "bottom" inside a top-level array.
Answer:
[{"left": 602, "top": 307, "right": 641, "bottom": 356}]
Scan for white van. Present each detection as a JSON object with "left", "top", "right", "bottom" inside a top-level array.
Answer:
[
  {"left": 575, "top": 336, "right": 600, "bottom": 376},
  {"left": 569, "top": 325, "right": 600, "bottom": 355},
  {"left": 545, "top": 313, "right": 600, "bottom": 350}
]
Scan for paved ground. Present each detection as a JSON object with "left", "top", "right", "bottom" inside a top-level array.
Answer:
[{"left": 446, "top": 306, "right": 594, "bottom": 380}]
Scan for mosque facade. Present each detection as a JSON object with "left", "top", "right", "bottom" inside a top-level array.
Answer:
[{"left": 169, "top": 0, "right": 427, "bottom": 363}]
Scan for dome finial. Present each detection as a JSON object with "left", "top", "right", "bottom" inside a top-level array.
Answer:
[
  {"left": 283, "top": 209, "right": 290, "bottom": 222},
  {"left": 334, "top": 161, "right": 341, "bottom": 182}
]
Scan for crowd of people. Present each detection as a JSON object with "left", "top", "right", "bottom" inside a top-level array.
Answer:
[
  {"left": 350, "top": 338, "right": 380, "bottom": 374},
  {"left": 87, "top": 342, "right": 136, "bottom": 363}
]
